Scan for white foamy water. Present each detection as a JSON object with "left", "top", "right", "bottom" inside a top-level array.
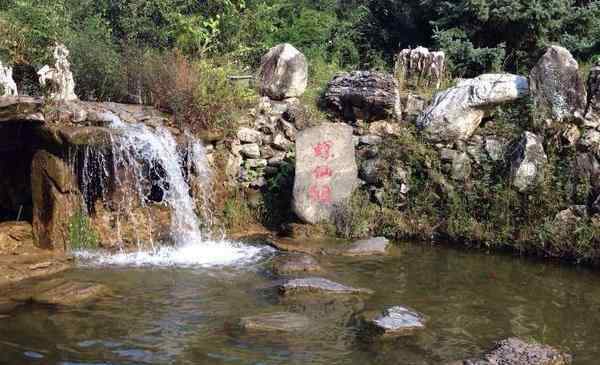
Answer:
[{"left": 75, "top": 239, "right": 273, "bottom": 268}]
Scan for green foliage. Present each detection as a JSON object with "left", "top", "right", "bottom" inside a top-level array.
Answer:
[{"left": 68, "top": 209, "right": 100, "bottom": 250}]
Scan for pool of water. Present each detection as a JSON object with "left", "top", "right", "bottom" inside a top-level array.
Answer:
[{"left": 2, "top": 241, "right": 600, "bottom": 364}]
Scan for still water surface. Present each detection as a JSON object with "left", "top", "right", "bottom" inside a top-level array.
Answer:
[{"left": 1, "top": 241, "right": 600, "bottom": 364}]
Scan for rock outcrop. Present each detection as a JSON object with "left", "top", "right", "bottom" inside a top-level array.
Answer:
[
  {"left": 293, "top": 123, "right": 358, "bottom": 224},
  {"left": 0, "top": 62, "right": 18, "bottom": 96},
  {"left": 530, "top": 46, "right": 587, "bottom": 125},
  {"left": 0, "top": 96, "right": 44, "bottom": 122},
  {"left": 450, "top": 337, "right": 571, "bottom": 365},
  {"left": 323, "top": 71, "right": 401, "bottom": 122},
  {"left": 37, "top": 43, "right": 78, "bottom": 101},
  {"left": 257, "top": 43, "right": 308, "bottom": 100},
  {"left": 418, "top": 73, "right": 529, "bottom": 143},
  {"left": 586, "top": 61, "right": 600, "bottom": 127},
  {"left": 511, "top": 132, "right": 548, "bottom": 192},
  {"left": 395, "top": 46, "right": 446, "bottom": 89}
]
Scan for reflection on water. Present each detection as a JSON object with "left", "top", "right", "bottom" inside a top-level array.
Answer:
[{"left": 1, "top": 242, "right": 600, "bottom": 364}]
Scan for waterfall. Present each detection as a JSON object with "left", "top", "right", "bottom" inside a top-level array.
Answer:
[{"left": 74, "top": 115, "right": 270, "bottom": 267}]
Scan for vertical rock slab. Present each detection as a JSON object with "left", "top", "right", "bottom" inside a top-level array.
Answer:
[
  {"left": 31, "top": 150, "right": 83, "bottom": 250},
  {"left": 585, "top": 61, "right": 600, "bottom": 127},
  {"left": 395, "top": 46, "right": 446, "bottom": 89},
  {"left": 37, "top": 43, "right": 78, "bottom": 101},
  {"left": 293, "top": 123, "right": 358, "bottom": 224},
  {"left": 418, "top": 73, "right": 529, "bottom": 143},
  {"left": 257, "top": 43, "right": 308, "bottom": 100},
  {"left": 0, "top": 61, "right": 18, "bottom": 96},
  {"left": 511, "top": 132, "right": 548, "bottom": 192},
  {"left": 530, "top": 46, "right": 587, "bottom": 125}
]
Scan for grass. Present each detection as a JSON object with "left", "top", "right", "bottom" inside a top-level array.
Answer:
[{"left": 68, "top": 209, "right": 100, "bottom": 250}]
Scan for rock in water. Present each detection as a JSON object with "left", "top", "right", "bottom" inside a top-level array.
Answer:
[
  {"left": 37, "top": 43, "right": 78, "bottom": 101},
  {"left": 323, "top": 71, "right": 401, "bottom": 122},
  {"left": 0, "top": 61, "right": 18, "bottom": 96},
  {"left": 366, "top": 306, "right": 426, "bottom": 337},
  {"left": 240, "top": 312, "right": 311, "bottom": 332},
  {"left": 511, "top": 132, "right": 548, "bottom": 192},
  {"left": 293, "top": 123, "right": 358, "bottom": 224},
  {"left": 586, "top": 61, "right": 600, "bottom": 126},
  {"left": 343, "top": 237, "right": 390, "bottom": 256},
  {"left": 280, "top": 277, "right": 373, "bottom": 296},
  {"left": 258, "top": 43, "right": 308, "bottom": 100},
  {"left": 451, "top": 337, "right": 572, "bottom": 365},
  {"left": 271, "top": 253, "right": 322, "bottom": 275},
  {"left": 530, "top": 46, "right": 587, "bottom": 125},
  {"left": 418, "top": 73, "right": 529, "bottom": 143},
  {"left": 395, "top": 46, "right": 446, "bottom": 89}
]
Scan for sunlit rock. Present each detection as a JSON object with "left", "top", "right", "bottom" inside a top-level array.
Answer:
[
  {"left": 395, "top": 46, "right": 446, "bottom": 89},
  {"left": 37, "top": 43, "right": 78, "bottom": 101},
  {"left": 258, "top": 43, "right": 308, "bottom": 100},
  {"left": 0, "top": 61, "right": 18, "bottom": 96}
]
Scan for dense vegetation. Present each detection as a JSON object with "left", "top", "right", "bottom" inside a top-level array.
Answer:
[{"left": 2, "top": 0, "right": 600, "bottom": 104}]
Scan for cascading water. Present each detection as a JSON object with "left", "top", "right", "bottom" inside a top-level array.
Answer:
[{"left": 74, "top": 114, "right": 269, "bottom": 267}]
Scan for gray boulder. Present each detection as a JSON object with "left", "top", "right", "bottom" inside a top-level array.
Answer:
[
  {"left": 364, "top": 306, "right": 426, "bottom": 337},
  {"left": 323, "top": 71, "right": 401, "bottom": 122},
  {"left": 511, "top": 132, "right": 548, "bottom": 192},
  {"left": 257, "top": 43, "right": 308, "bottom": 100},
  {"left": 530, "top": 46, "right": 587, "bottom": 125},
  {"left": 293, "top": 123, "right": 358, "bottom": 224},
  {"left": 418, "top": 73, "right": 529, "bottom": 143},
  {"left": 586, "top": 61, "right": 600, "bottom": 127},
  {"left": 451, "top": 337, "right": 571, "bottom": 365},
  {"left": 343, "top": 237, "right": 390, "bottom": 256}
]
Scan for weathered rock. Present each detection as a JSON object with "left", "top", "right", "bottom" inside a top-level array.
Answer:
[
  {"left": 293, "top": 123, "right": 358, "bottom": 224},
  {"left": 359, "top": 158, "right": 387, "bottom": 186},
  {"left": 554, "top": 205, "right": 587, "bottom": 225},
  {"left": 31, "top": 150, "right": 83, "bottom": 250},
  {"left": 453, "top": 337, "right": 572, "bottom": 365},
  {"left": 240, "top": 312, "right": 312, "bottom": 332},
  {"left": 418, "top": 73, "right": 529, "bottom": 143},
  {"left": 402, "top": 93, "right": 427, "bottom": 122},
  {"left": 530, "top": 46, "right": 586, "bottom": 125},
  {"left": 574, "top": 153, "right": 600, "bottom": 191},
  {"left": 245, "top": 158, "right": 268, "bottom": 169},
  {"left": 364, "top": 306, "right": 425, "bottom": 337},
  {"left": 343, "top": 237, "right": 390, "bottom": 256},
  {"left": 562, "top": 124, "right": 581, "bottom": 146},
  {"left": 579, "top": 129, "right": 600, "bottom": 154},
  {"left": 511, "top": 132, "right": 548, "bottom": 192},
  {"left": 0, "top": 96, "right": 44, "bottom": 122},
  {"left": 11, "top": 279, "right": 110, "bottom": 307},
  {"left": 280, "top": 277, "right": 374, "bottom": 296},
  {"left": 272, "top": 133, "right": 292, "bottom": 151},
  {"left": 239, "top": 143, "right": 261, "bottom": 158},
  {"left": 257, "top": 43, "right": 308, "bottom": 100},
  {"left": 0, "top": 61, "right": 18, "bottom": 96},
  {"left": 451, "top": 152, "right": 472, "bottom": 181},
  {"left": 359, "top": 135, "right": 383, "bottom": 145},
  {"left": 395, "top": 47, "right": 446, "bottom": 89},
  {"left": 237, "top": 127, "right": 263, "bottom": 144},
  {"left": 368, "top": 121, "right": 402, "bottom": 137},
  {"left": 37, "top": 44, "right": 78, "bottom": 101},
  {"left": 485, "top": 137, "right": 506, "bottom": 162},
  {"left": 271, "top": 253, "right": 322, "bottom": 275},
  {"left": 323, "top": 71, "right": 401, "bottom": 122},
  {"left": 0, "top": 221, "right": 33, "bottom": 253},
  {"left": 586, "top": 62, "right": 600, "bottom": 126}
]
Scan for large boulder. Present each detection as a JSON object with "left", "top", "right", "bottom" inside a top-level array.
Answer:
[
  {"left": 511, "top": 132, "right": 548, "bottom": 192},
  {"left": 0, "top": 61, "right": 18, "bottom": 96},
  {"left": 530, "top": 46, "right": 587, "bottom": 125},
  {"left": 585, "top": 61, "right": 600, "bottom": 126},
  {"left": 395, "top": 46, "right": 446, "bottom": 89},
  {"left": 37, "top": 43, "right": 78, "bottom": 101},
  {"left": 293, "top": 123, "right": 358, "bottom": 224},
  {"left": 0, "top": 96, "right": 44, "bottom": 122},
  {"left": 418, "top": 74, "right": 529, "bottom": 143},
  {"left": 257, "top": 43, "right": 308, "bottom": 100},
  {"left": 323, "top": 71, "right": 401, "bottom": 122},
  {"left": 31, "top": 150, "right": 83, "bottom": 250}
]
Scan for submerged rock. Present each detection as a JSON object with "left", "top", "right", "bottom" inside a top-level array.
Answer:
[
  {"left": 293, "top": 123, "right": 358, "bottom": 224},
  {"left": 343, "top": 237, "right": 390, "bottom": 256},
  {"left": 364, "top": 306, "right": 426, "bottom": 337},
  {"left": 451, "top": 337, "right": 572, "bottom": 365},
  {"left": 8, "top": 279, "right": 110, "bottom": 307},
  {"left": 271, "top": 253, "right": 322, "bottom": 276},
  {"left": 240, "top": 312, "right": 311, "bottom": 332},
  {"left": 257, "top": 43, "right": 308, "bottom": 100},
  {"left": 323, "top": 71, "right": 401, "bottom": 122},
  {"left": 418, "top": 73, "right": 529, "bottom": 143},
  {"left": 279, "top": 277, "right": 373, "bottom": 296},
  {"left": 530, "top": 45, "right": 586, "bottom": 125},
  {"left": 511, "top": 132, "right": 548, "bottom": 192}
]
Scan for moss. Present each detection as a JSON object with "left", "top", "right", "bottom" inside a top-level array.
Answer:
[{"left": 68, "top": 209, "right": 99, "bottom": 250}]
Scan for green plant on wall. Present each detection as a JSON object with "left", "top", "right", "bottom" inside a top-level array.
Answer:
[{"left": 68, "top": 209, "right": 99, "bottom": 250}]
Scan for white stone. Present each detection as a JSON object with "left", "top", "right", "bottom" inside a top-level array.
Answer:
[
  {"left": 0, "top": 61, "right": 18, "bottom": 96},
  {"left": 37, "top": 44, "right": 78, "bottom": 101},
  {"left": 237, "top": 127, "right": 263, "bottom": 144}
]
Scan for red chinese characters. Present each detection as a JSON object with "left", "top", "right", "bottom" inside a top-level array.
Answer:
[
  {"left": 309, "top": 185, "right": 332, "bottom": 204},
  {"left": 312, "top": 165, "right": 333, "bottom": 179},
  {"left": 309, "top": 141, "right": 335, "bottom": 204},
  {"left": 313, "top": 141, "right": 333, "bottom": 160}
]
